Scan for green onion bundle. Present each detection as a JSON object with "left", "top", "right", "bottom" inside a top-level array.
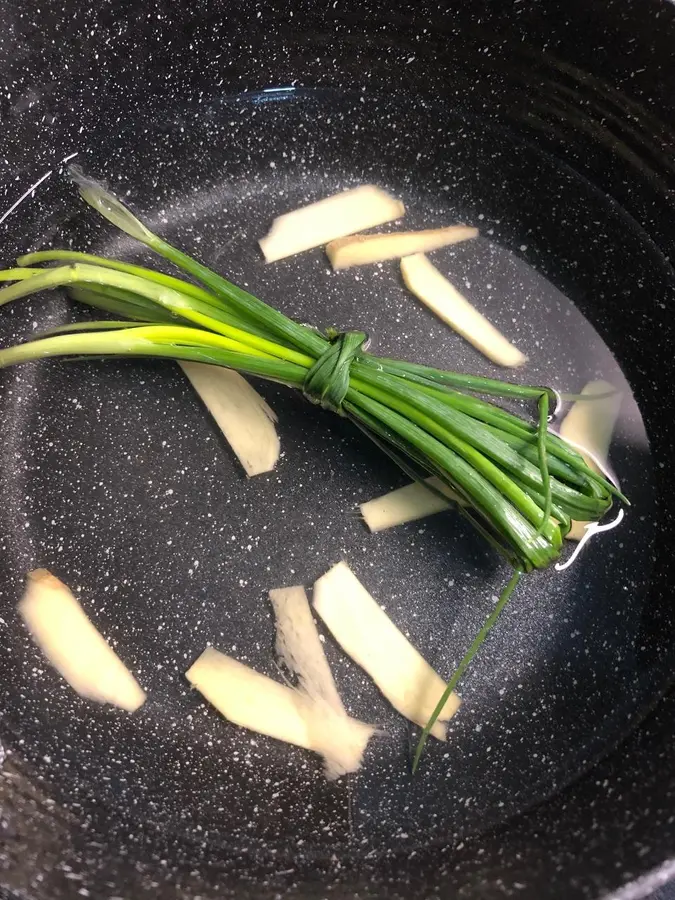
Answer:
[{"left": 0, "top": 174, "right": 625, "bottom": 764}]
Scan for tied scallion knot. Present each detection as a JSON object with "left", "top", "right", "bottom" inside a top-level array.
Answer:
[{"left": 303, "top": 329, "right": 368, "bottom": 414}]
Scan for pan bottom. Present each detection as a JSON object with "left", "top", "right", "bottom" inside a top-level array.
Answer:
[{"left": 0, "top": 88, "right": 665, "bottom": 859}]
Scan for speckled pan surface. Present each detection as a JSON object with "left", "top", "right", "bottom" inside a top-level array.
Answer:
[
  {"left": 0, "top": 81, "right": 663, "bottom": 863},
  {"left": 0, "top": 2, "right": 674, "bottom": 900}
]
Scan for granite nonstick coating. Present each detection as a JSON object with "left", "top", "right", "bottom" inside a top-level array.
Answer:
[
  {"left": 0, "top": 90, "right": 661, "bottom": 857},
  {"left": 0, "top": 2, "right": 674, "bottom": 897}
]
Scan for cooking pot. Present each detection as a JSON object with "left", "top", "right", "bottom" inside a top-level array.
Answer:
[{"left": 1, "top": 1, "right": 674, "bottom": 898}]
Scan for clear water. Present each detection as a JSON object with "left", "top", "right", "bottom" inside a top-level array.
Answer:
[{"left": 0, "top": 89, "right": 663, "bottom": 858}]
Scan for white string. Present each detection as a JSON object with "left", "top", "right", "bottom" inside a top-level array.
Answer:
[{"left": 555, "top": 508, "right": 625, "bottom": 572}]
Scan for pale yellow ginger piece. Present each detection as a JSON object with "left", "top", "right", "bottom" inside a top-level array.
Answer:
[
  {"left": 19, "top": 569, "right": 146, "bottom": 712},
  {"left": 401, "top": 253, "right": 527, "bottom": 367},
  {"left": 360, "top": 477, "right": 465, "bottom": 532},
  {"left": 259, "top": 186, "right": 405, "bottom": 262},
  {"left": 326, "top": 225, "right": 478, "bottom": 269},
  {"left": 313, "top": 561, "right": 460, "bottom": 741},
  {"left": 186, "top": 647, "right": 375, "bottom": 779},
  {"left": 179, "top": 361, "right": 279, "bottom": 477}
]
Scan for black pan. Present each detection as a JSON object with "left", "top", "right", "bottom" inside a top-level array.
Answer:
[{"left": 0, "top": 2, "right": 674, "bottom": 899}]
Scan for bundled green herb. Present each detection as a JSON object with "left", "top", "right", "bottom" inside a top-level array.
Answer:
[{"left": 0, "top": 172, "right": 625, "bottom": 766}]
